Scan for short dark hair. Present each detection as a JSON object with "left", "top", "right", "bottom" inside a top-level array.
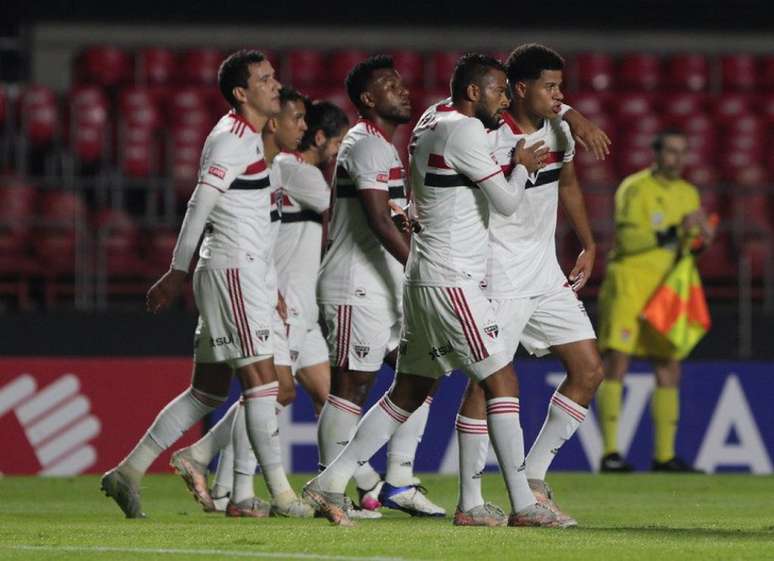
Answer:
[
  {"left": 505, "top": 43, "right": 564, "bottom": 84},
  {"left": 299, "top": 100, "right": 350, "bottom": 151},
  {"left": 652, "top": 128, "right": 686, "bottom": 152},
  {"left": 218, "top": 49, "right": 267, "bottom": 108},
  {"left": 279, "top": 86, "right": 308, "bottom": 109},
  {"left": 450, "top": 53, "right": 506, "bottom": 102},
  {"left": 345, "top": 55, "right": 394, "bottom": 110}
]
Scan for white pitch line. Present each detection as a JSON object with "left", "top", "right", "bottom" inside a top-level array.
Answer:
[{"left": 5, "top": 545, "right": 423, "bottom": 561}]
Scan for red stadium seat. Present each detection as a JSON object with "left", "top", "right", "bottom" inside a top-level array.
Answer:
[
  {"left": 619, "top": 53, "right": 661, "bottom": 91},
  {"left": 567, "top": 92, "right": 608, "bottom": 117},
  {"left": 76, "top": 46, "right": 132, "bottom": 88},
  {"left": 70, "top": 86, "right": 110, "bottom": 164},
  {"left": 615, "top": 93, "right": 655, "bottom": 119},
  {"left": 287, "top": 49, "right": 326, "bottom": 88},
  {"left": 329, "top": 50, "right": 369, "bottom": 87},
  {"left": 305, "top": 87, "right": 359, "bottom": 128},
  {"left": 94, "top": 209, "right": 143, "bottom": 274},
  {"left": 431, "top": 51, "right": 463, "bottom": 88},
  {"left": 119, "top": 125, "right": 158, "bottom": 178},
  {"left": 119, "top": 87, "right": 162, "bottom": 130},
  {"left": 740, "top": 239, "right": 771, "bottom": 280},
  {"left": 574, "top": 153, "right": 617, "bottom": 187},
  {"left": 584, "top": 191, "right": 615, "bottom": 225},
  {"left": 179, "top": 49, "right": 223, "bottom": 86},
  {"left": 144, "top": 226, "right": 178, "bottom": 277},
  {"left": 761, "top": 56, "right": 774, "bottom": 91},
  {"left": 391, "top": 50, "right": 425, "bottom": 88},
  {"left": 136, "top": 48, "right": 176, "bottom": 86},
  {"left": 20, "top": 85, "right": 58, "bottom": 147},
  {"left": 0, "top": 181, "right": 39, "bottom": 306},
  {"left": 617, "top": 148, "right": 653, "bottom": 177},
  {"left": 618, "top": 113, "right": 662, "bottom": 137},
  {"left": 719, "top": 54, "right": 757, "bottom": 92},
  {"left": 168, "top": 87, "right": 212, "bottom": 128},
  {"left": 665, "top": 54, "right": 709, "bottom": 92},
  {"left": 574, "top": 53, "right": 614, "bottom": 92},
  {"left": 169, "top": 124, "right": 209, "bottom": 200},
  {"left": 712, "top": 93, "right": 752, "bottom": 122},
  {"left": 697, "top": 232, "right": 735, "bottom": 281},
  {"left": 661, "top": 92, "right": 706, "bottom": 118}
]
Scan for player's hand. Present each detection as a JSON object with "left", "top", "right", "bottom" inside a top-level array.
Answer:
[
  {"left": 569, "top": 245, "right": 595, "bottom": 292},
  {"left": 514, "top": 139, "right": 549, "bottom": 174},
  {"left": 276, "top": 291, "right": 288, "bottom": 323},
  {"left": 569, "top": 114, "right": 611, "bottom": 161},
  {"left": 146, "top": 269, "right": 187, "bottom": 314}
]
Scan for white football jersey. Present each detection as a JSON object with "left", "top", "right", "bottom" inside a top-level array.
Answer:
[
  {"left": 195, "top": 110, "right": 272, "bottom": 270},
  {"left": 486, "top": 112, "right": 575, "bottom": 297},
  {"left": 406, "top": 101, "right": 503, "bottom": 287},
  {"left": 274, "top": 152, "right": 330, "bottom": 328},
  {"left": 317, "top": 119, "right": 407, "bottom": 311},
  {"left": 265, "top": 159, "right": 284, "bottom": 304}
]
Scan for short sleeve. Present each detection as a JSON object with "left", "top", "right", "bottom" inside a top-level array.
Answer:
[
  {"left": 557, "top": 120, "right": 576, "bottom": 163},
  {"left": 347, "top": 136, "right": 394, "bottom": 192},
  {"left": 197, "top": 133, "right": 250, "bottom": 192},
  {"left": 284, "top": 163, "right": 330, "bottom": 214},
  {"left": 444, "top": 118, "right": 502, "bottom": 184}
]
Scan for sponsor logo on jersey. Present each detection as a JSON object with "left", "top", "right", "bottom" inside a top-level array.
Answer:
[
  {"left": 208, "top": 165, "right": 227, "bottom": 179},
  {"left": 484, "top": 324, "right": 500, "bottom": 339},
  {"left": 429, "top": 342, "right": 453, "bottom": 360},
  {"left": 209, "top": 334, "right": 235, "bottom": 347},
  {"left": 354, "top": 287, "right": 367, "bottom": 297},
  {"left": 479, "top": 279, "right": 488, "bottom": 289},
  {"left": 255, "top": 329, "right": 271, "bottom": 343},
  {"left": 290, "top": 350, "right": 299, "bottom": 362},
  {"left": 354, "top": 345, "right": 370, "bottom": 359}
]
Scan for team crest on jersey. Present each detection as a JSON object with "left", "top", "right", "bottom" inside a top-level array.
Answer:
[
  {"left": 376, "top": 173, "right": 389, "bottom": 183},
  {"left": 484, "top": 324, "right": 500, "bottom": 339},
  {"left": 620, "top": 328, "right": 631, "bottom": 342},
  {"left": 290, "top": 350, "right": 299, "bottom": 362},
  {"left": 208, "top": 165, "right": 226, "bottom": 179},
  {"left": 354, "top": 345, "right": 370, "bottom": 359},
  {"left": 651, "top": 211, "right": 664, "bottom": 227},
  {"left": 255, "top": 328, "right": 271, "bottom": 343}
]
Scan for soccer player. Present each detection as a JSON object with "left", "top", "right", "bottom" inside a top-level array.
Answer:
[
  {"left": 596, "top": 128, "right": 713, "bottom": 473},
  {"left": 100, "top": 50, "right": 303, "bottom": 519},
  {"left": 452, "top": 44, "right": 605, "bottom": 527},
  {"left": 315, "top": 55, "right": 444, "bottom": 517},
  {"left": 304, "top": 53, "right": 563, "bottom": 528}
]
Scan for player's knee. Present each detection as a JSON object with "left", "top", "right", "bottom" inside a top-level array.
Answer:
[{"left": 331, "top": 370, "right": 373, "bottom": 406}]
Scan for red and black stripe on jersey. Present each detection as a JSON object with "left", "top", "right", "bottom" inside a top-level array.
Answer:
[
  {"left": 424, "top": 153, "right": 478, "bottom": 189},
  {"left": 335, "top": 165, "right": 406, "bottom": 199},
  {"left": 230, "top": 158, "right": 271, "bottom": 190}
]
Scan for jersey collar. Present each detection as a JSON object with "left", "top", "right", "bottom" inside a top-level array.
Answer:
[
  {"left": 228, "top": 110, "right": 257, "bottom": 133},
  {"left": 357, "top": 117, "right": 388, "bottom": 140}
]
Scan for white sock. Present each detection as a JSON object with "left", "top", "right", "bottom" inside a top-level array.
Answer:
[
  {"left": 317, "top": 394, "right": 409, "bottom": 494},
  {"left": 243, "top": 382, "right": 292, "bottom": 498},
  {"left": 456, "top": 414, "right": 489, "bottom": 511},
  {"left": 187, "top": 401, "right": 239, "bottom": 466},
  {"left": 386, "top": 396, "right": 432, "bottom": 487},
  {"left": 317, "top": 394, "right": 361, "bottom": 468},
  {"left": 211, "top": 444, "right": 234, "bottom": 498},
  {"left": 119, "top": 387, "right": 218, "bottom": 481},
  {"left": 525, "top": 391, "right": 587, "bottom": 481},
  {"left": 486, "top": 397, "right": 535, "bottom": 513},
  {"left": 232, "top": 403, "right": 258, "bottom": 503}
]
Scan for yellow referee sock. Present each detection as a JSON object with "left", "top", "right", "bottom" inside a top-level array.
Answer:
[
  {"left": 652, "top": 386, "right": 679, "bottom": 463},
  {"left": 597, "top": 380, "right": 623, "bottom": 455}
]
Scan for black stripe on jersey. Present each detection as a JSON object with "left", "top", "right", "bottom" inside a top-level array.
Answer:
[
  {"left": 336, "top": 184, "right": 406, "bottom": 199},
  {"left": 270, "top": 209, "right": 280, "bottom": 222},
  {"left": 425, "top": 173, "right": 477, "bottom": 189},
  {"left": 230, "top": 176, "right": 271, "bottom": 190},
  {"left": 526, "top": 167, "right": 561, "bottom": 190},
  {"left": 281, "top": 210, "right": 323, "bottom": 224}
]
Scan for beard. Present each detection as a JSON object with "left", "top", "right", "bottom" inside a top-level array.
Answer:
[
  {"left": 381, "top": 104, "right": 413, "bottom": 125},
  {"left": 473, "top": 102, "right": 501, "bottom": 130}
]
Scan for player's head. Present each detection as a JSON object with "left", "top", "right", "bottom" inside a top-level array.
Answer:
[
  {"left": 265, "top": 87, "right": 309, "bottom": 152},
  {"left": 505, "top": 43, "right": 565, "bottom": 119},
  {"left": 298, "top": 100, "right": 350, "bottom": 164},
  {"left": 450, "top": 53, "right": 509, "bottom": 130},
  {"left": 218, "top": 49, "right": 281, "bottom": 116},
  {"left": 345, "top": 55, "right": 412, "bottom": 124},
  {"left": 652, "top": 128, "right": 688, "bottom": 179}
]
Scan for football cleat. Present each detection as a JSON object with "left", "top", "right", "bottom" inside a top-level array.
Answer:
[
  {"left": 270, "top": 490, "right": 314, "bottom": 518},
  {"left": 225, "top": 496, "right": 271, "bottom": 518},
  {"left": 600, "top": 452, "right": 634, "bottom": 473},
  {"left": 357, "top": 480, "right": 384, "bottom": 511},
  {"left": 100, "top": 469, "right": 145, "bottom": 519},
  {"left": 528, "top": 479, "right": 577, "bottom": 528},
  {"left": 169, "top": 448, "right": 214, "bottom": 512},
  {"left": 508, "top": 502, "right": 569, "bottom": 528},
  {"left": 651, "top": 457, "right": 704, "bottom": 473},
  {"left": 302, "top": 479, "right": 354, "bottom": 527},
  {"left": 378, "top": 483, "right": 446, "bottom": 517},
  {"left": 453, "top": 502, "right": 507, "bottom": 527}
]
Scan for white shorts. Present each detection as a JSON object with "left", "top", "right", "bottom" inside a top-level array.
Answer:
[
  {"left": 272, "top": 312, "right": 292, "bottom": 369},
  {"left": 396, "top": 284, "right": 510, "bottom": 381},
  {"left": 275, "top": 321, "right": 330, "bottom": 373},
  {"left": 320, "top": 304, "right": 400, "bottom": 372},
  {"left": 193, "top": 266, "right": 274, "bottom": 365},
  {"left": 494, "top": 283, "right": 597, "bottom": 358}
]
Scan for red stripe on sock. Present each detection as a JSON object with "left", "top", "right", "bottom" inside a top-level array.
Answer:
[{"left": 551, "top": 395, "right": 586, "bottom": 422}]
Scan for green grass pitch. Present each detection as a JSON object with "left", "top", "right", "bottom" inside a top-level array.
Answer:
[{"left": 1, "top": 473, "right": 773, "bottom": 561}]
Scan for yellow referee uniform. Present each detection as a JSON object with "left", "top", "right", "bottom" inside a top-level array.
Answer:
[{"left": 597, "top": 168, "right": 700, "bottom": 359}]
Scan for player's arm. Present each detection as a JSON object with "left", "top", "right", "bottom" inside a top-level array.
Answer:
[
  {"left": 358, "top": 189, "right": 410, "bottom": 265},
  {"left": 558, "top": 161, "right": 595, "bottom": 291},
  {"left": 561, "top": 104, "right": 611, "bottom": 161},
  {"left": 284, "top": 166, "right": 330, "bottom": 214}
]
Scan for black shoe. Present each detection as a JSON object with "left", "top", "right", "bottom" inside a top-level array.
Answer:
[
  {"left": 651, "top": 457, "right": 704, "bottom": 473},
  {"left": 600, "top": 452, "right": 634, "bottom": 473}
]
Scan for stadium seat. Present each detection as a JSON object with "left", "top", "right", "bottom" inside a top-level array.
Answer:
[
  {"left": 574, "top": 53, "right": 614, "bottom": 91},
  {"left": 665, "top": 54, "right": 709, "bottom": 91},
  {"left": 136, "top": 48, "right": 176, "bottom": 86},
  {"left": 144, "top": 226, "right": 178, "bottom": 276},
  {"left": 119, "top": 87, "right": 162, "bottom": 130},
  {"left": 430, "top": 51, "right": 463, "bottom": 88},
  {"left": 287, "top": 49, "right": 326, "bottom": 88},
  {"left": 584, "top": 190, "right": 615, "bottom": 225},
  {"left": 719, "top": 54, "right": 757, "bottom": 92},
  {"left": 661, "top": 92, "right": 706, "bottom": 118},
  {"left": 760, "top": 55, "right": 774, "bottom": 91},
  {"left": 70, "top": 86, "right": 110, "bottom": 165},
  {"left": 740, "top": 238, "right": 771, "bottom": 280},
  {"left": 119, "top": 125, "right": 158, "bottom": 178},
  {"left": 712, "top": 93, "right": 752, "bottom": 123},
  {"left": 391, "top": 50, "right": 425, "bottom": 88},
  {"left": 167, "top": 87, "right": 212, "bottom": 128},
  {"left": 684, "top": 165, "right": 719, "bottom": 191},
  {"left": 614, "top": 93, "right": 655, "bottom": 119},
  {"left": 329, "top": 50, "right": 370, "bottom": 86},
  {"left": 94, "top": 208, "right": 143, "bottom": 274},
  {"left": 617, "top": 148, "right": 653, "bottom": 177},
  {"left": 619, "top": 53, "right": 661, "bottom": 91},
  {"left": 0, "top": 183, "right": 38, "bottom": 309},
  {"left": 697, "top": 232, "right": 735, "bottom": 281},
  {"left": 20, "top": 85, "right": 58, "bottom": 147},
  {"left": 306, "top": 87, "right": 359, "bottom": 128},
  {"left": 76, "top": 46, "right": 132, "bottom": 88},
  {"left": 179, "top": 49, "right": 223, "bottom": 85},
  {"left": 169, "top": 124, "right": 209, "bottom": 200}
]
